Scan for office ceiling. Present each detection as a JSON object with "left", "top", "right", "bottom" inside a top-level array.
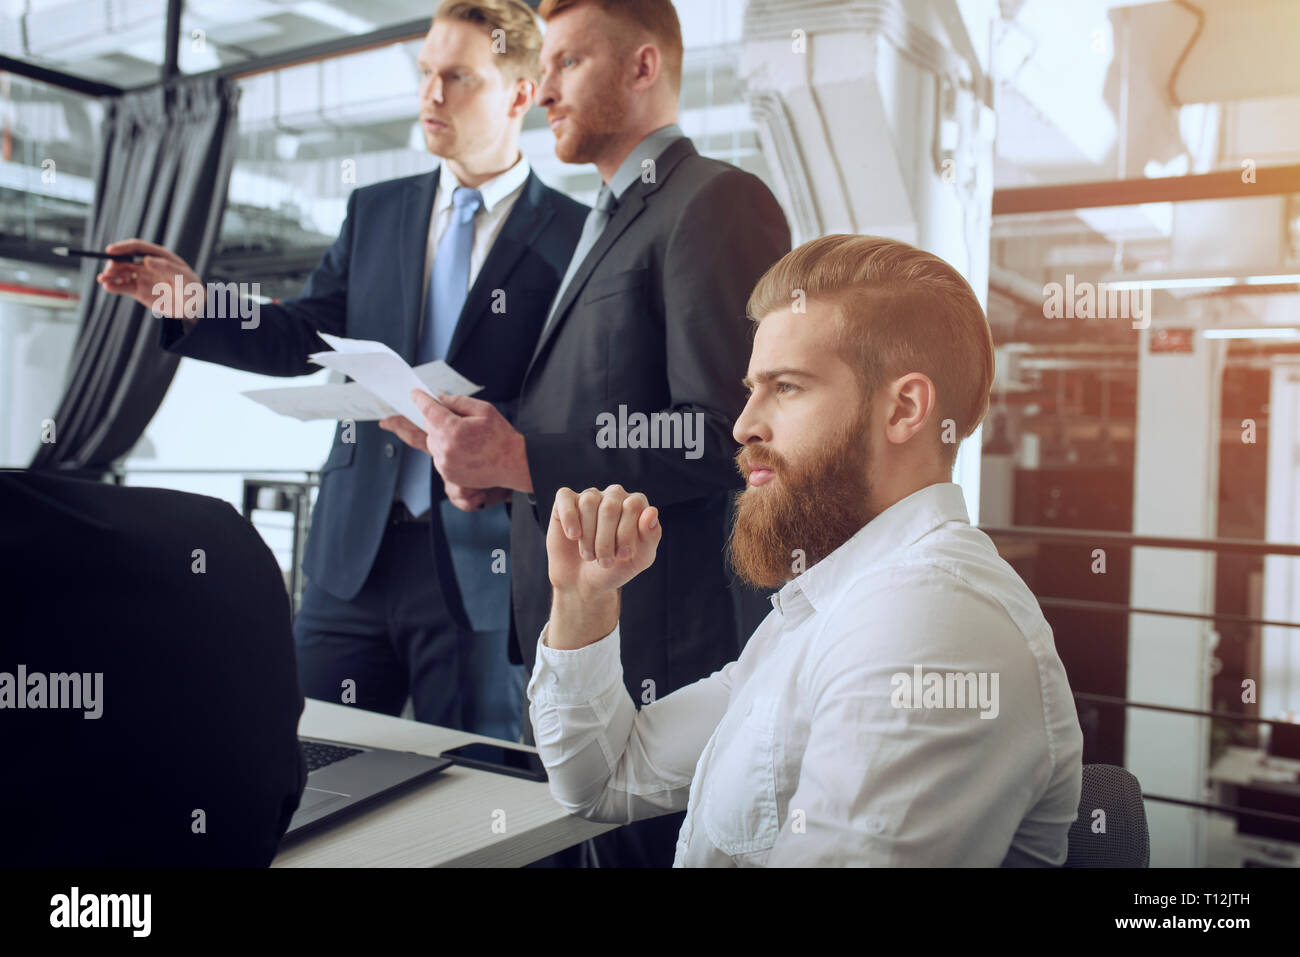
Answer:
[{"left": 0, "top": 0, "right": 436, "bottom": 87}]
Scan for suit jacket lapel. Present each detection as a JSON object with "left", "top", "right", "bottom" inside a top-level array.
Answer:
[
  {"left": 524, "top": 190, "right": 646, "bottom": 374},
  {"left": 446, "top": 171, "right": 554, "bottom": 364},
  {"left": 398, "top": 167, "right": 440, "bottom": 362},
  {"left": 523, "top": 137, "right": 698, "bottom": 380}
]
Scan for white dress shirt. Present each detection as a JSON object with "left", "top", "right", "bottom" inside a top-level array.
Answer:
[
  {"left": 421, "top": 153, "right": 531, "bottom": 308},
  {"left": 527, "top": 482, "right": 1085, "bottom": 867}
]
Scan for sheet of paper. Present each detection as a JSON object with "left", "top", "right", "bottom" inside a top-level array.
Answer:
[
  {"left": 241, "top": 382, "right": 397, "bottom": 422},
  {"left": 411, "top": 360, "right": 482, "bottom": 397},
  {"left": 309, "top": 335, "right": 427, "bottom": 425},
  {"left": 315, "top": 333, "right": 401, "bottom": 357},
  {"left": 308, "top": 334, "right": 482, "bottom": 426},
  {"left": 255, "top": 334, "right": 483, "bottom": 425}
]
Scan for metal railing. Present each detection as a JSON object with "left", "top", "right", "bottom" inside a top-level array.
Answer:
[
  {"left": 982, "top": 525, "right": 1300, "bottom": 558},
  {"left": 982, "top": 523, "right": 1300, "bottom": 842}
]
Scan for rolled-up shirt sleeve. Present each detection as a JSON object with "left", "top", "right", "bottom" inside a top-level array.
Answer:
[{"left": 527, "top": 621, "right": 733, "bottom": 825}]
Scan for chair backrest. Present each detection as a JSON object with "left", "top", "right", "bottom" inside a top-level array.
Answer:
[{"left": 1064, "top": 764, "right": 1150, "bottom": 867}]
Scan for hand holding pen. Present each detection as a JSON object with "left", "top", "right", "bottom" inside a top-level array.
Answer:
[{"left": 89, "top": 239, "right": 204, "bottom": 320}]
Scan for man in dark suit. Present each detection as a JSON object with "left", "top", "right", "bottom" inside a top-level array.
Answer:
[
  {"left": 96, "top": 0, "right": 585, "bottom": 741},
  {"left": 0, "top": 469, "right": 305, "bottom": 866},
  {"left": 384, "top": 0, "right": 791, "bottom": 865}
]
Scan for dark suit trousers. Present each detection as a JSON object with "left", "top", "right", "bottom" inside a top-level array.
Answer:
[{"left": 294, "top": 520, "right": 525, "bottom": 738}]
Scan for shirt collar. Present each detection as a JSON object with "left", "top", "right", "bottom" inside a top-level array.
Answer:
[
  {"left": 769, "top": 482, "right": 971, "bottom": 620},
  {"left": 435, "top": 152, "right": 531, "bottom": 214},
  {"left": 606, "top": 123, "right": 685, "bottom": 200}
]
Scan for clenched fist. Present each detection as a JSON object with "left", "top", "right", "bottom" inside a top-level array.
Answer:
[{"left": 546, "top": 485, "right": 661, "bottom": 599}]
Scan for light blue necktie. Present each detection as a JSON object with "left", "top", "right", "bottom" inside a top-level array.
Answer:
[
  {"left": 396, "top": 185, "right": 483, "bottom": 516},
  {"left": 540, "top": 183, "right": 617, "bottom": 340}
]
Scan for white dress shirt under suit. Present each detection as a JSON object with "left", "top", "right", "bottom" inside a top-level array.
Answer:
[
  {"left": 527, "top": 482, "right": 1085, "bottom": 866},
  {"left": 421, "top": 153, "right": 531, "bottom": 304}
]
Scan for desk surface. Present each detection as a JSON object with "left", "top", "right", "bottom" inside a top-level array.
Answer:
[
  {"left": 1208, "top": 745, "right": 1300, "bottom": 787},
  {"left": 272, "top": 699, "right": 614, "bottom": 867}
]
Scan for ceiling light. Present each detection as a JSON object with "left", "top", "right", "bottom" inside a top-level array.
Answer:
[
  {"left": 1202, "top": 328, "right": 1300, "bottom": 340},
  {"left": 1106, "top": 276, "right": 1237, "bottom": 291},
  {"left": 1242, "top": 274, "right": 1300, "bottom": 286},
  {"left": 1104, "top": 273, "right": 1300, "bottom": 292}
]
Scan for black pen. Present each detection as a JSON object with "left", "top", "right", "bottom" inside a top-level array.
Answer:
[{"left": 52, "top": 246, "right": 144, "bottom": 264}]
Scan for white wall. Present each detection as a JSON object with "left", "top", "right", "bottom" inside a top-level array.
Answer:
[
  {"left": 0, "top": 300, "right": 79, "bottom": 467},
  {"left": 121, "top": 352, "right": 337, "bottom": 569}
]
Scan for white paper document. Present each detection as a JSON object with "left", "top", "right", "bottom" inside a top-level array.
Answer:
[
  {"left": 241, "top": 382, "right": 397, "bottom": 422},
  {"left": 240, "top": 334, "right": 482, "bottom": 425}
]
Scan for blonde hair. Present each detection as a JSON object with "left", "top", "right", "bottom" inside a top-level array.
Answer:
[
  {"left": 747, "top": 234, "right": 995, "bottom": 466},
  {"left": 434, "top": 0, "right": 543, "bottom": 82}
]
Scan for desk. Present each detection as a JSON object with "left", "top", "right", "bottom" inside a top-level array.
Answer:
[
  {"left": 272, "top": 699, "right": 616, "bottom": 867},
  {"left": 1206, "top": 745, "right": 1300, "bottom": 867},
  {"left": 1208, "top": 745, "right": 1300, "bottom": 789}
]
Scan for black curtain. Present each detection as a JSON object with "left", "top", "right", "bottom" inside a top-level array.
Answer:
[{"left": 29, "top": 73, "right": 241, "bottom": 474}]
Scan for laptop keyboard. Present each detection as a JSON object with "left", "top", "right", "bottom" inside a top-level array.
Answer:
[{"left": 301, "top": 740, "right": 364, "bottom": 773}]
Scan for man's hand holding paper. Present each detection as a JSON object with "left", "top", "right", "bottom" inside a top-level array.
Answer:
[{"left": 379, "top": 389, "right": 533, "bottom": 501}]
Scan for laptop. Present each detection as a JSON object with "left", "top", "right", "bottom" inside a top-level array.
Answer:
[{"left": 281, "top": 736, "right": 451, "bottom": 843}]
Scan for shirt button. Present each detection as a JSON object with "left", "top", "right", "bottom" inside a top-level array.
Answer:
[
  {"left": 865, "top": 816, "right": 886, "bottom": 834},
  {"left": 384, "top": 443, "right": 395, "bottom": 458}
]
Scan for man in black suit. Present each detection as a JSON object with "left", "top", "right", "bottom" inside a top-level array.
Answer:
[
  {"left": 97, "top": 0, "right": 586, "bottom": 741},
  {"left": 0, "top": 469, "right": 305, "bottom": 866},
  {"left": 385, "top": 0, "right": 792, "bottom": 865}
]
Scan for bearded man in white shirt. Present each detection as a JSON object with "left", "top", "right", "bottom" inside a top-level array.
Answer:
[{"left": 527, "top": 233, "right": 1085, "bottom": 866}]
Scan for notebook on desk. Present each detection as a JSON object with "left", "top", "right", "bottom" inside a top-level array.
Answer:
[{"left": 280, "top": 736, "right": 451, "bottom": 843}]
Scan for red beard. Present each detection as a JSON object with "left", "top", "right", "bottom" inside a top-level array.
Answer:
[
  {"left": 727, "top": 402, "right": 876, "bottom": 590},
  {"left": 551, "top": 79, "right": 629, "bottom": 166}
]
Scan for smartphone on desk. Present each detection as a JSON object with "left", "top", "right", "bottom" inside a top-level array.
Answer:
[{"left": 440, "top": 742, "right": 548, "bottom": 782}]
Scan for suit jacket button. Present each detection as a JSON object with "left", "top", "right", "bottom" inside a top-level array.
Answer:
[{"left": 384, "top": 443, "right": 395, "bottom": 458}]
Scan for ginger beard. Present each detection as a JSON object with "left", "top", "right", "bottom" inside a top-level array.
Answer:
[
  {"left": 551, "top": 53, "right": 633, "bottom": 165},
  {"left": 727, "top": 398, "right": 877, "bottom": 590}
]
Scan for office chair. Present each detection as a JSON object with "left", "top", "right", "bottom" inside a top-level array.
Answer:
[{"left": 1063, "top": 764, "right": 1150, "bottom": 867}]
